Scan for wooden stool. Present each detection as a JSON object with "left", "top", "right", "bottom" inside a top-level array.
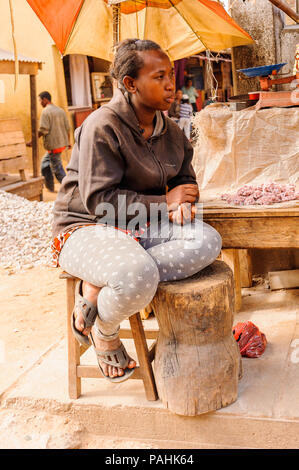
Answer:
[
  {"left": 60, "top": 272, "right": 158, "bottom": 401},
  {"left": 151, "top": 260, "right": 242, "bottom": 416}
]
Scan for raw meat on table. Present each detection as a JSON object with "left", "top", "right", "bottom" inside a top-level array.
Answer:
[{"left": 221, "top": 183, "right": 299, "bottom": 206}]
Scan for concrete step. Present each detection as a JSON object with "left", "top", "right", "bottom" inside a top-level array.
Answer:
[{"left": 1, "top": 287, "right": 298, "bottom": 449}]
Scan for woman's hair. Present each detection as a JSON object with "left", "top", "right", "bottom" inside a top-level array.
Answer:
[{"left": 110, "top": 38, "right": 162, "bottom": 92}]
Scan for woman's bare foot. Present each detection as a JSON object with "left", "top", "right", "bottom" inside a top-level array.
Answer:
[
  {"left": 91, "top": 330, "right": 136, "bottom": 378},
  {"left": 74, "top": 281, "right": 101, "bottom": 336}
]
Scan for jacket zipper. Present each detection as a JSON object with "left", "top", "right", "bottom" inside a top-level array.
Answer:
[{"left": 145, "top": 138, "right": 166, "bottom": 188}]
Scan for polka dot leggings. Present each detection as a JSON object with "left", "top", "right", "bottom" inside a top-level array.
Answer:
[{"left": 58, "top": 219, "right": 222, "bottom": 338}]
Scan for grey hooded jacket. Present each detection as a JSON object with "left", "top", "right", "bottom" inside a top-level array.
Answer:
[{"left": 52, "top": 89, "right": 197, "bottom": 238}]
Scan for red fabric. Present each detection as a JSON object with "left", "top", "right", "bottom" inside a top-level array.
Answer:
[
  {"left": 26, "top": 0, "right": 84, "bottom": 54},
  {"left": 51, "top": 222, "right": 150, "bottom": 268},
  {"left": 233, "top": 321, "right": 267, "bottom": 358},
  {"left": 196, "top": 91, "right": 203, "bottom": 111},
  {"left": 51, "top": 147, "right": 66, "bottom": 154}
]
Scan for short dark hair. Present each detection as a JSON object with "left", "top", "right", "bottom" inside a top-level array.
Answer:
[
  {"left": 110, "top": 38, "right": 162, "bottom": 92},
  {"left": 39, "top": 91, "right": 51, "bottom": 101}
]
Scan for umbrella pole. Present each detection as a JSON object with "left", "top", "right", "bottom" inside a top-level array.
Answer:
[{"left": 112, "top": 4, "right": 121, "bottom": 47}]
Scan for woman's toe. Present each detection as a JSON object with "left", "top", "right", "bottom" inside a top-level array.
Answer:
[
  {"left": 102, "top": 363, "right": 109, "bottom": 377},
  {"left": 128, "top": 359, "right": 136, "bottom": 369}
]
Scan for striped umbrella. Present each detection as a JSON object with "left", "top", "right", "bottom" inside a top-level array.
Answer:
[{"left": 26, "top": 0, "right": 253, "bottom": 62}]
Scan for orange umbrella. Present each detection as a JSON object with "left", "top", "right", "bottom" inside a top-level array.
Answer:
[{"left": 26, "top": 0, "right": 253, "bottom": 62}]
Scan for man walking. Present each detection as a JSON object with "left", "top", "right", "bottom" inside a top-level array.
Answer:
[{"left": 30, "top": 91, "right": 71, "bottom": 192}]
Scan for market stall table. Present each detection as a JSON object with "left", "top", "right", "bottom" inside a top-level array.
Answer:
[{"left": 203, "top": 206, "right": 299, "bottom": 310}]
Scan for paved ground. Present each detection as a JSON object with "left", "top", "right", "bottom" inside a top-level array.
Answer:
[{"left": 0, "top": 261, "right": 298, "bottom": 449}]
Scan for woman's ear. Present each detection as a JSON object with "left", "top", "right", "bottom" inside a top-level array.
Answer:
[{"left": 123, "top": 75, "right": 137, "bottom": 94}]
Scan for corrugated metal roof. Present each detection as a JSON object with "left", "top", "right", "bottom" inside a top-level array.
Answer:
[{"left": 0, "top": 48, "right": 43, "bottom": 64}]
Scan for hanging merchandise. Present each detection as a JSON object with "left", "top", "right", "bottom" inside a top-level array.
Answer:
[
  {"left": 233, "top": 321, "right": 267, "bottom": 358},
  {"left": 205, "top": 50, "right": 218, "bottom": 101}
]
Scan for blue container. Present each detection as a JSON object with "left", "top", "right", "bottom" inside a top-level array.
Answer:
[{"left": 237, "top": 63, "right": 287, "bottom": 78}]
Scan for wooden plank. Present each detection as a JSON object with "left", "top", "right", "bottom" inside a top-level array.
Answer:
[
  {"left": 269, "top": 269, "right": 299, "bottom": 290},
  {"left": 77, "top": 365, "right": 142, "bottom": 380},
  {"left": 30, "top": 74, "right": 39, "bottom": 178},
  {"left": 79, "top": 344, "right": 89, "bottom": 357},
  {"left": 239, "top": 249, "right": 253, "bottom": 288},
  {"left": 19, "top": 169, "right": 26, "bottom": 182},
  {"left": 221, "top": 249, "right": 242, "bottom": 312},
  {"left": 0, "top": 155, "right": 27, "bottom": 173},
  {"left": 0, "top": 142, "right": 27, "bottom": 159},
  {"left": 119, "top": 327, "right": 158, "bottom": 340},
  {"left": 203, "top": 207, "right": 299, "bottom": 218},
  {"left": 205, "top": 217, "right": 299, "bottom": 248},
  {"left": 129, "top": 313, "right": 158, "bottom": 400},
  {"left": 59, "top": 271, "right": 77, "bottom": 280},
  {"left": 148, "top": 341, "right": 156, "bottom": 363},
  {"left": 0, "top": 61, "right": 39, "bottom": 75},
  {"left": 3, "top": 176, "right": 43, "bottom": 201},
  {"left": 0, "top": 131, "right": 25, "bottom": 146},
  {"left": 0, "top": 118, "right": 22, "bottom": 133},
  {"left": 66, "top": 277, "right": 81, "bottom": 399},
  {"left": 0, "top": 174, "right": 20, "bottom": 187}
]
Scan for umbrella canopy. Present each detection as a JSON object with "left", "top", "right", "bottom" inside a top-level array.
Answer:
[{"left": 26, "top": 0, "right": 253, "bottom": 62}]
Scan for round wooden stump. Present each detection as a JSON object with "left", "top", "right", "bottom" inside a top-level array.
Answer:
[{"left": 151, "top": 260, "right": 241, "bottom": 416}]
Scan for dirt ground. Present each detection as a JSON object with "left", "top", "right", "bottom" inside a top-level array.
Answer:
[{"left": 0, "top": 186, "right": 161, "bottom": 448}]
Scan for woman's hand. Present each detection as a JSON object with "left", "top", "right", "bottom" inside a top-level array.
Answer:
[
  {"left": 166, "top": 184, "right": 199, "bottom": 212},
  {"left": 169, "top": 203, "right": 197, "bottom": 225}
]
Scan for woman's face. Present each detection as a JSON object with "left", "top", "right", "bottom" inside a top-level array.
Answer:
[{"left": 127, "top": 49, "right": 175, "bottom": 111}]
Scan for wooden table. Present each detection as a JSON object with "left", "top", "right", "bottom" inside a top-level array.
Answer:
[{"left": 203, "top": 207, "right": 299, "bottom": 311}]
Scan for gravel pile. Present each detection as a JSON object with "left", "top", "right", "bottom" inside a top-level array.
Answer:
[{"left": 0, "top": 190, "right": 54, "bottom": 274}]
